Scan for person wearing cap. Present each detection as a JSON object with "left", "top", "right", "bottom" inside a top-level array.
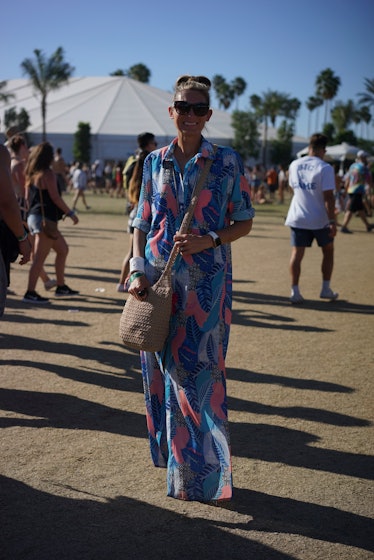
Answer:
[{"left": 340, "top": 150, "right": 374, "bottom": 233}]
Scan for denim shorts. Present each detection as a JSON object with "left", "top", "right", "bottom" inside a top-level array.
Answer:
[
  {"left": 290, "top": 227, "right": 333, "bottom": 247},
  {"left": 27, "top": 213, "right": 43, "bottom": 235}
]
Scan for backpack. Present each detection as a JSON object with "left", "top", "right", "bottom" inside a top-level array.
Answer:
[{"left": 122, "top": 157, "right": 136, "bottom": 190}]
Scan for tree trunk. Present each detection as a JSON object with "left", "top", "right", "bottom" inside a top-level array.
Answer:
[{"left": 42, "top": 95, "right": 47, "bottom": 141}]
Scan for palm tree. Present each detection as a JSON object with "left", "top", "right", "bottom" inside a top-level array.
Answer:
[
  {"left": 231, "top": 109, "right": 260, "bottom": 162},
  {"left": 331, "top": 100, "right": 355, "bottom": 135},
  {"left": 21, "top": 47, "right": 74, "bottom": 140},
  {"left": 357, "top": 105, "right": 372, "bottom": 139},
  {"left": 250, "top": 90, "right": 300, "bottom": 166},
  {"left": 0, "top": 81, "right": 15, "bottom": 103},
  {"left": 357, "top": 77, "right": 374, "bottom": 110},
  {"left": 231, "top": 77, "right": 247, "bottom": 109},
  {"left": 212, "top": 75, "right": 234, "bottom": 109},
  {"left": 315, "top": 68, "right": 341, "bottom": 126},
  {"left": 306, "top": 95, "right": 323, "bottom": 136}
]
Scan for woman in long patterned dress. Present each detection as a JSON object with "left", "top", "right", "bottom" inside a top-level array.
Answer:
[{"left": 129, "top": 75, "right": 255, "bottom": 503}]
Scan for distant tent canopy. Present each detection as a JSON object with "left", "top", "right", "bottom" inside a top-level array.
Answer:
[
  {"left": 1, "top": 76, "right": 308, "bottom": 164},
  {"left": 296, "top": 142, "right": 361, "bottom": 161},
  {"left": 0, "top": 77, "right": 235, "bottom": 162}
]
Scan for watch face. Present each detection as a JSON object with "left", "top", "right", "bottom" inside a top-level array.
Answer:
[{"left": 208, "top": 232, "right": 221, "bottom": 248}]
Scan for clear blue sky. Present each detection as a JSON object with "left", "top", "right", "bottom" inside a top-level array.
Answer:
[{"left": 1, "top": 0, "right": 373, "bottom": 139}]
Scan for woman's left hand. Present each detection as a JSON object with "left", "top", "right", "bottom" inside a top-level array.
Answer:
[{"left": 173, "top": 232, "right": 212, "bottom": 255}]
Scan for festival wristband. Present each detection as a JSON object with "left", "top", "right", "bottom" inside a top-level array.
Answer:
[
  {"left": 17, "top": 230, "right": 28, "bottom": 242},
  {"left": 129, "top": 272, "right": 145, "bottom": 284},
  {"left": 129, "top": 256, "right": 145, "bottom": 273}
]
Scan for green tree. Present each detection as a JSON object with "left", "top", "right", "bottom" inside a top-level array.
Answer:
[
  {"left": 315, "top": 68, "right": 341, "bottom": 126},
  {"left": 21, "top": 47, "right": 74, "bottom": 141},
  {"left": 231, "top": 110, "right": 260, "bottom": 162},
  {"left": 126, "top": 64, "right": 151, "bottom": 83},
  {"left": 250, "top": 90, "right": 300, "bottom": 166},
  {"left": 270, "top": 120, "right": 294, "bottom": 166},
  {"left": 357, "top": 77, "right": 374, "bottom": 110},
  {"left": 73, "top": 122, "right": 91, "bottom": 163},
  {"left": 231, "top": 77, "right": 247, "bottom": 109},
  {"left": 4, "top": 107, "right": 31, "bottom": 144},
  {"left": 321, "top": 122, "right": 335, "bottom": 144},
  {"left": 331, "top": 100, "right": 355, "bottom": 136},
  {"left": 283, "top": 97, "right": 301, "bottom": 122},
  {"left": 358, "top": 105, "right": 372, "bottom": 139},
  {"left": 110, "top": 69, "right": 125, "bottom": 76},
  {"left": 306, "top": 95, "right": 323, "bottom": 135},
  {"left": 212, "top": 75, "right": 234, "bottom": 109},
  {"left": 0, "top": 81, "right": 15, "bottom": 103},
  {"left": 334, "top": 129, "right": 357, "bottom": 145},
  {"left": 212, "top": 75, "right": 246, "bottom": 110}
]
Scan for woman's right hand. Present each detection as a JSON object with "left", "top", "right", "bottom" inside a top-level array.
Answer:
[
  {"left": 18, "top": 237, "right": 32, "bottom": 265},
  {"left": 128, "top": 273, "right": 150, "bottom": 300}
]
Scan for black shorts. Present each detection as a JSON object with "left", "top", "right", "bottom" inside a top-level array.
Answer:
[
  {"left": 347, "top": 193, "right": 365, "bottom": 213},
  {"left": 290, "top": 227, "right": 333, "bottom": 248}
]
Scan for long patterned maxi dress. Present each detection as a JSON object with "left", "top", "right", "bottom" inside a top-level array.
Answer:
[{"left": 132, "top": 137, "right": 254, "bottom": 502}]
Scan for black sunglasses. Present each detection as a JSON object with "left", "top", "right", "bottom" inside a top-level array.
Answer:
[{"left": 173, "top": 101, "right": 210, "bottom": 117}]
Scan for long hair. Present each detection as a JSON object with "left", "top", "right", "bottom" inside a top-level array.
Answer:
[{"left": 25, "top": 142, "right": 54, "bottom": 188}]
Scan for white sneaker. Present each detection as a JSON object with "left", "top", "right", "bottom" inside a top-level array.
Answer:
[
  {"left": 290, "top": 293, "right": 305, "bottom": 304},
  {"left": 320, "top": 288, "right": 339, "bottom": 300}
]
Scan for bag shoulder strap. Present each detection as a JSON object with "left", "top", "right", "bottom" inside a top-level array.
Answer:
[
  {"left": 164, "top": 144, "right": 218, "bottom": 274},
  {"left": 37, "top": 180, "right": 46, "bottom": 224}
]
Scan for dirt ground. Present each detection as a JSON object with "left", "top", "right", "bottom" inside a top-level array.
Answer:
[{"left": 1, "top": 201, "right": 373, "bottom": 560}]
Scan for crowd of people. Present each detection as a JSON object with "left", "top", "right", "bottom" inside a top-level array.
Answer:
[
  {"left": 1, "top": 75, "right": 373, "bottom": 507},
  {"left": 243, "top": 162, "right": 290, "bottom": 205},
  {"left": 1, "top": 124, "right": 373, "bottom": 308}
]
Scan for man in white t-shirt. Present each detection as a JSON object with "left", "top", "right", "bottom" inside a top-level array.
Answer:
[
  {"left": 285, "top": 133, "right": 338, "bottom": 304},
  {"left": 71, "top": 163, "right": 90, "bottom": 211}
]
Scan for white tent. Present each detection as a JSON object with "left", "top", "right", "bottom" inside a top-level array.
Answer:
[
  {"left": 1, "top": 76, "right": 308, "bottom": 163},
  {"left": 0, "top": 77, "right": 232, "bottom": 162},
  {"left": 297, "top": 142, "right": 361, "bottom": 161}
]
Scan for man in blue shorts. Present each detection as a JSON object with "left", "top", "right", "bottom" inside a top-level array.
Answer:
[{"left": 285, "top": 133, "right": 338, "bottom": 304}]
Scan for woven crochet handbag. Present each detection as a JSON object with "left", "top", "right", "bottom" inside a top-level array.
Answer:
[{"left": 119, "top": 148, "right": 216, "bottom": 352}]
